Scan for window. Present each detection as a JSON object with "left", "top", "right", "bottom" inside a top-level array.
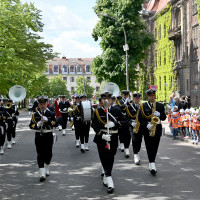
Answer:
[
  {"left": 96, "top": 86, "right": 100, "bottom": 92},
  {"left": 71, "top": 87, "right": 75, "bottom": 91},
  {"left": 192, "top": 0, "right": 198, "bottom": 15},
  {"left": 164, "top": 51, "right": 166, "bottom": 65},
  {"left": 86, "top": 65, "right": 91, "bottom": 73},
  {"left": 159, "top": 25, "right": 161, "bottom": 39},
  {"left": 176, "top": 43, "right": 181, "bottom": 61},
  {"left": 87, "top": 77, "right": 91, "bottom": 80},
  {"left": 70, "top": 77, "right": 75, "bottom": 82},
  {"left": 77, "top": 65, "right": 82, "bottom": 73},
  {"left": 63, "top": 77, "right": 67, "bottom": 82},
  {"left": 159, "top": 77, "right": 161, "bottom": 90},
  {"left": 192, "top": 25, "right": 198, "bottom": 49},
  {"left": 193, "top": 62, "right": 199, "bottom": 84},
  {"left": 70, "top": 65, "right": 75, "bottom": 73},
  {"left": 53, "top": 65, "right": 59, "bottom": 74},
  {"left": 159, "top": 53, "right": 161, "bottom": 66},
  {"left": 175, "top": 9, "right": 181, "bottom": 28},
  {"left": 164, "top": 24, "right": 166, "bottom": 38},
  {"left": 62, "top": 65, "right": 68, "bottom": 73},
  {"left": 164, "top": 76, "right": 167, "bottom": 90}
]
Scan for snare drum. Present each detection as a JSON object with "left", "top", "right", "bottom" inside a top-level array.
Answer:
[{"left": 81, "top": 100, "right": 92, "bottom": 121}]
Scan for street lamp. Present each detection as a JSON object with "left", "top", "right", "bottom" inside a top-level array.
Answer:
[
  {"left": 72, "top": 61, "right": 86, "bottom": 94},
  {"left": 98, "top": 13, "right": 129, "bottom": 90}
]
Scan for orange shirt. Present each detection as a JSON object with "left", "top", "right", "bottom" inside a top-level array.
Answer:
[
  {"left": 178, "top": 114, "right": 185, "bottom": 128},
  {"left": 171, "top": 112, "right": 180, "bottom": 129},
  {"left": 183, "top": 114, "right": 190, "bottom": 127}
]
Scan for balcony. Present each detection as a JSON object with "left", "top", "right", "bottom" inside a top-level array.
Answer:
[{"left": 168, "top": 26, "right": 181, "bottom": 40}]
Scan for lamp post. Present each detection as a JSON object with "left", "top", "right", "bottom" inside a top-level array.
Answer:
[
  {"left": 98, "top": 13, "right": 129, "bottom": 90},
  {"left": 72, "top": 61, "right": 86, "bottom": 94}
]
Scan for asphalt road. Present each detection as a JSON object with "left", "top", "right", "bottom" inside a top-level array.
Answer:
[{"left": 0, "top": 111, "right": 200, "bottom": 200}]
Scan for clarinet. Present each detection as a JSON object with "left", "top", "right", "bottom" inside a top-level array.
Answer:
[{"left": 37, "top": 110, "right": 44, "bottom": 133}]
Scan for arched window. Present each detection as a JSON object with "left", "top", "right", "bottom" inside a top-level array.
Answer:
[
  {"left": 86, "top": 65, "right": 91, "bottom": 74},
  {"left": 62, "top": 65, "right": 68, "bottom": 74},
  {"left": 53, "top": 65, "right": 59, "bottom": 74},
  {"left": 69, "top": 65, "right": 75, "bottom": 74},
  {"left": 77, "top": 65, "right": 83, "bottom": 74}
]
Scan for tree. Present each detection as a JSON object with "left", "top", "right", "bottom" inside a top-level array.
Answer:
[
  {"left": 0, "top": 0, "right": 57, "bottom": 96},
  {"left": 92, "top": 0, "right": 154, "bottom": 90},
  {"left": 75, "top": 77, "right": 95, "bottom": 99},
  {"left": 49, "top": 76, "right": 69, "bottom": 98}
]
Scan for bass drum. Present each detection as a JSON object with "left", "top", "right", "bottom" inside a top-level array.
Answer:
[{"left": 81, "top": 100, "right": 92, "bottom": 121}]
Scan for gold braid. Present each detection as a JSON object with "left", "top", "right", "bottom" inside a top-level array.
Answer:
[
  {"left": 140, "top": 103, "right": 152, "bottom": 119},
  {"left": 32, "top": 113, "right": 37, "bottom": 123},
  {"left": 76, "top": 106, "right": 80, "bottom": 113},
  {"left": 126, "top": 106, "right": 136, "bottom": 119},
  {"left": 95, "top": 109, "right": 106, "bottom": 125}
]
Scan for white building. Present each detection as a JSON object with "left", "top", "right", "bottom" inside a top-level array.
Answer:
[{"left": 44, "top": 57, "right": 101, "bottom": 95}]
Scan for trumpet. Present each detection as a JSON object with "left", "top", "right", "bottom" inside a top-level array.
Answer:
[{"left": 6, "top": 102, "right": 12, "bottom": 109}]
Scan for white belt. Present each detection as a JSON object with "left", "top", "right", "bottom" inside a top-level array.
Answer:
[
  {"left": 60, "top": 111, "right": 68, "bottom": 114},
  {"left": 7, "top": 117, "right": 12, "bottom": 119},
  {"left": 36, "top": 130, "right": 52, "bottom": 133},
  {"left": 101, "top": 129, "right": 118, "bottom": 134}
]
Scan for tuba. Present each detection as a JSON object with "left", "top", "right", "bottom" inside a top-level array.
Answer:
[
  {"left": 9, "top": 85, "right": 26, "bottom": 102},
  {"left": 102, "top": 82, "right": 120, "bottom": 97},
  {"left": 149, "top": 101, "right": 160, "bottom": 137},
  {"left": 133, "top": 104, "right": 140, "bottom": 134}
]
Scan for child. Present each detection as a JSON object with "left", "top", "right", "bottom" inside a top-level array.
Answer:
[
  {"left": 191, "top": 110, "right": 198, "bottom": 144},
  {"left": 178, "top": 109, "right": 185, "bottom": 137},
  {"left": 171, "top": 106, "right": 180, "bottom": 140},
  {"left": 167, "top": 106, "right": 173, "bottom": 135},
  {"left": 183, "top": 109, "right": 191, "bottom": 139}
]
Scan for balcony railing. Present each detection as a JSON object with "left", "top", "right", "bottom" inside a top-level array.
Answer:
[{"left": 168, "top": 26, "right": 181, "bottom": 40}]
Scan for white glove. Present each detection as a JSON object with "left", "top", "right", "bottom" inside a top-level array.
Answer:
[
  {"left": 154, "top": 111, "right": 160, "bottom": 117},
  {"left": 43, "top": 116, "right": 48, "bottom": 122},
  {"left": 147, "top": 123, "right": 152, "bottom": 130},
  {"left": 104, "top": 121, "right": 115, "bottom": 128},
  {"left": 102, "top": 134, "right": 111, "bottom": 142},
  {"left": 131, "top": 122, "right": 136, "bottom": 127},
  {"left": 63, "top": 108, "right": 67, "bottom": 111},
  {"left": 37, "top": 121, "right": 42, "bottom": 127}
]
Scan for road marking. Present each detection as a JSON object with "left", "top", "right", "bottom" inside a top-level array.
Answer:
[
  {"left": 180, "top": 167, "right": 195, "bottom": 172},
  {"left": 159, "top": 156, "right": 170, "bottom": 160}
]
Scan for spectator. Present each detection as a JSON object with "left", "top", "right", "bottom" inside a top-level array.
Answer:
[{"left": 169, "top": 93, "right": 175, "bottom": 108}]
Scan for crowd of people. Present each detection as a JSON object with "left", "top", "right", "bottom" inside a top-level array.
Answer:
[{"left": 167, "top": 94, "right": 200, "bottom": 144}]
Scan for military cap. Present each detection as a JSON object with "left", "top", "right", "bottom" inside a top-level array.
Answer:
[
  {"left": 7, "top": 99, "right": 13, "bottom": 103},
  {"left": 122, "top": 90, "right": 130, "bottom": 95},
  {"left": 3, "top": 98, "right": 8, "bottom": 102},
  {"left": 132, "top": 92, "right": 142, "bottom": 98},
  {"left": 75, "top": 95, "right": 80, "bottom": 99},
  {"left": 111, "top": 96, "right": 116, "bottom": 100},
  {"left": 60, "top": 95, "right": 66, "bottom": 98},
  {"left": 100, "top": 91, "right": 112, "bottom": 98},
  {"left": 146, "top": 88, "right": 157, "bottom": 95},
  {"left": 36, "top": 95, "right": 40, "bottom": 98},
  {"left": 117, "top": 95, "right": 122, "bottom": 100},
  {"left": 38, "top": 96, "right": 48, "bottom": 103}
]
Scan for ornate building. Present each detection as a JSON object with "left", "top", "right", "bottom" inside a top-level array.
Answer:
[
  {"left": 44, "top": 57, "right": 101, "bottom": 95},
  {"left": 142, "top": 0, "right": 200, "bottom": 106}
]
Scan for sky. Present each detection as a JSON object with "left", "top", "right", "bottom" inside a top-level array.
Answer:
[{"left": 21, "top": 0, "right": 102, "bottom": 58}]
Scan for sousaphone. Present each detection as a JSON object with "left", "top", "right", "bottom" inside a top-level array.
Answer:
[{"left": 9, "top": 85, "right": 26, "bottom": 102}]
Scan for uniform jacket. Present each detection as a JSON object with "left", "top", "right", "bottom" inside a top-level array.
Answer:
[
  {"left": 59, "top": 101, "right": 71, "bottom": 114},
  {"left": 29, "top": 109, "right": 56, "bottom": 131}
]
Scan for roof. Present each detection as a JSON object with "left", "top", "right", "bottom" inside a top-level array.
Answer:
[{"left": 145, "top": 0, "right": 171, "bottom": 13}]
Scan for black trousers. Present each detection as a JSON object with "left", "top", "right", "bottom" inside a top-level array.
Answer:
[
  {"left": 61, "top": 113, "right": 68, "bottom": 129},
  {"left": 132, "top": 132, "right": 143, "bottom": 154},
  {"left": 119, "top": 126, "right": 131, "bottom": 148},
  {"left": 74, "top": 120, "right": 81, "bottom": 140},
  {"left": 118, "top": 127, "right": 124, "bottom": 144},
  {"left": 12, "top": 117, "right": 17, "bottom": 138},
  {"left": 35, "top": 132, "right": 53, "bottom": 168},
  {"left": 143, "top": 132, "right": 161, "bottom": 163},
  {"left": 6, "top": 119, "right": 13, "bottom": 142},
  {"left": 97, "top": 134, "right": 118, "bottom": 176},
  {"left": 80, "top": 121, "right": 90, "bottom": 144},
  {"left": 0, "top": 125, "right": 6, "bottom": 146}
]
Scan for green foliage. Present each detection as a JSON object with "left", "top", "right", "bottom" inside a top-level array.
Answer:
[
  {"left": 197, "top": 0, "right": 200, "bottom": 23},
  {"left": 92, "top": 0, "right": 154, "bottom": 90},
  {"left": 75, "top": 77, "right": 95, "bottom": 99},
  {"left": 0, "top": 0, "right": 56, "bottom": 96},
  {"left": 154, "top": 4, "right": 176, "bottom": 102},
  {"left": 49, "top": 76, "right": 69, "bottom": 98}
]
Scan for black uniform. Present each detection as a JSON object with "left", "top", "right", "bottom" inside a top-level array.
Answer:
[
  {"left": 0, "top": 106, "right": 7, "bottom": 147},
  {"left": 11, "top": 104, "right": 19, "bottom": 139},
  {"left": 5, "top": 105, "right": 15, "bottom": 142},
  {"left": 127, "top": 102, "right": 143, "bottom": 154},
  {"left": 138, "top": 101, "right": 166, "bottom": 163},
  {"left": 32, "top": 100, "right": 39, "bottom": 112},
  {"left": 79, "top": 101, "right": 91, "bottom": 145},
  {"left": 73, "top": 103, "right": 82, "bottom": 141},
  {"left": 92, "top": 106, "right": 127, "bottom": 176},
  {"left": 117, "top": 99, "right": 131, "bottom": 149},
  {"left": 29, "top": 109, "right": 56, "bottom": 168},
  {"left": 59, "top": 101, "right": 71, "bottom": 130}
]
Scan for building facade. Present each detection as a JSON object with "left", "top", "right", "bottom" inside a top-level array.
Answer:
[
  {"left": 143, "top": 0, "right": 200, "bottom": 106},
  {"left": 44, "top": 57, "right": 101, "bottom": 95}
]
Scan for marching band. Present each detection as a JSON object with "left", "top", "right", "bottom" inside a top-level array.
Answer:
[{"left": 0, "top": 83, "right": 170, "bottom": 194}]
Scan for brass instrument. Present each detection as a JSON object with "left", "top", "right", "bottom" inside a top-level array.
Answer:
[
  {"left": 149, "top": 101, "right": 160, "bottom": 137},
  {"left": 6, "top": 102, "right": 12, "bottom": 109},
  {"left": 133, "top": 104, "right": 140, "bottom": 134}
]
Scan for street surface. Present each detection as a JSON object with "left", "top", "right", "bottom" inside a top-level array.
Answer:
[{"left": 0, "top": 111, "right": 199, "bottom": 200}]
